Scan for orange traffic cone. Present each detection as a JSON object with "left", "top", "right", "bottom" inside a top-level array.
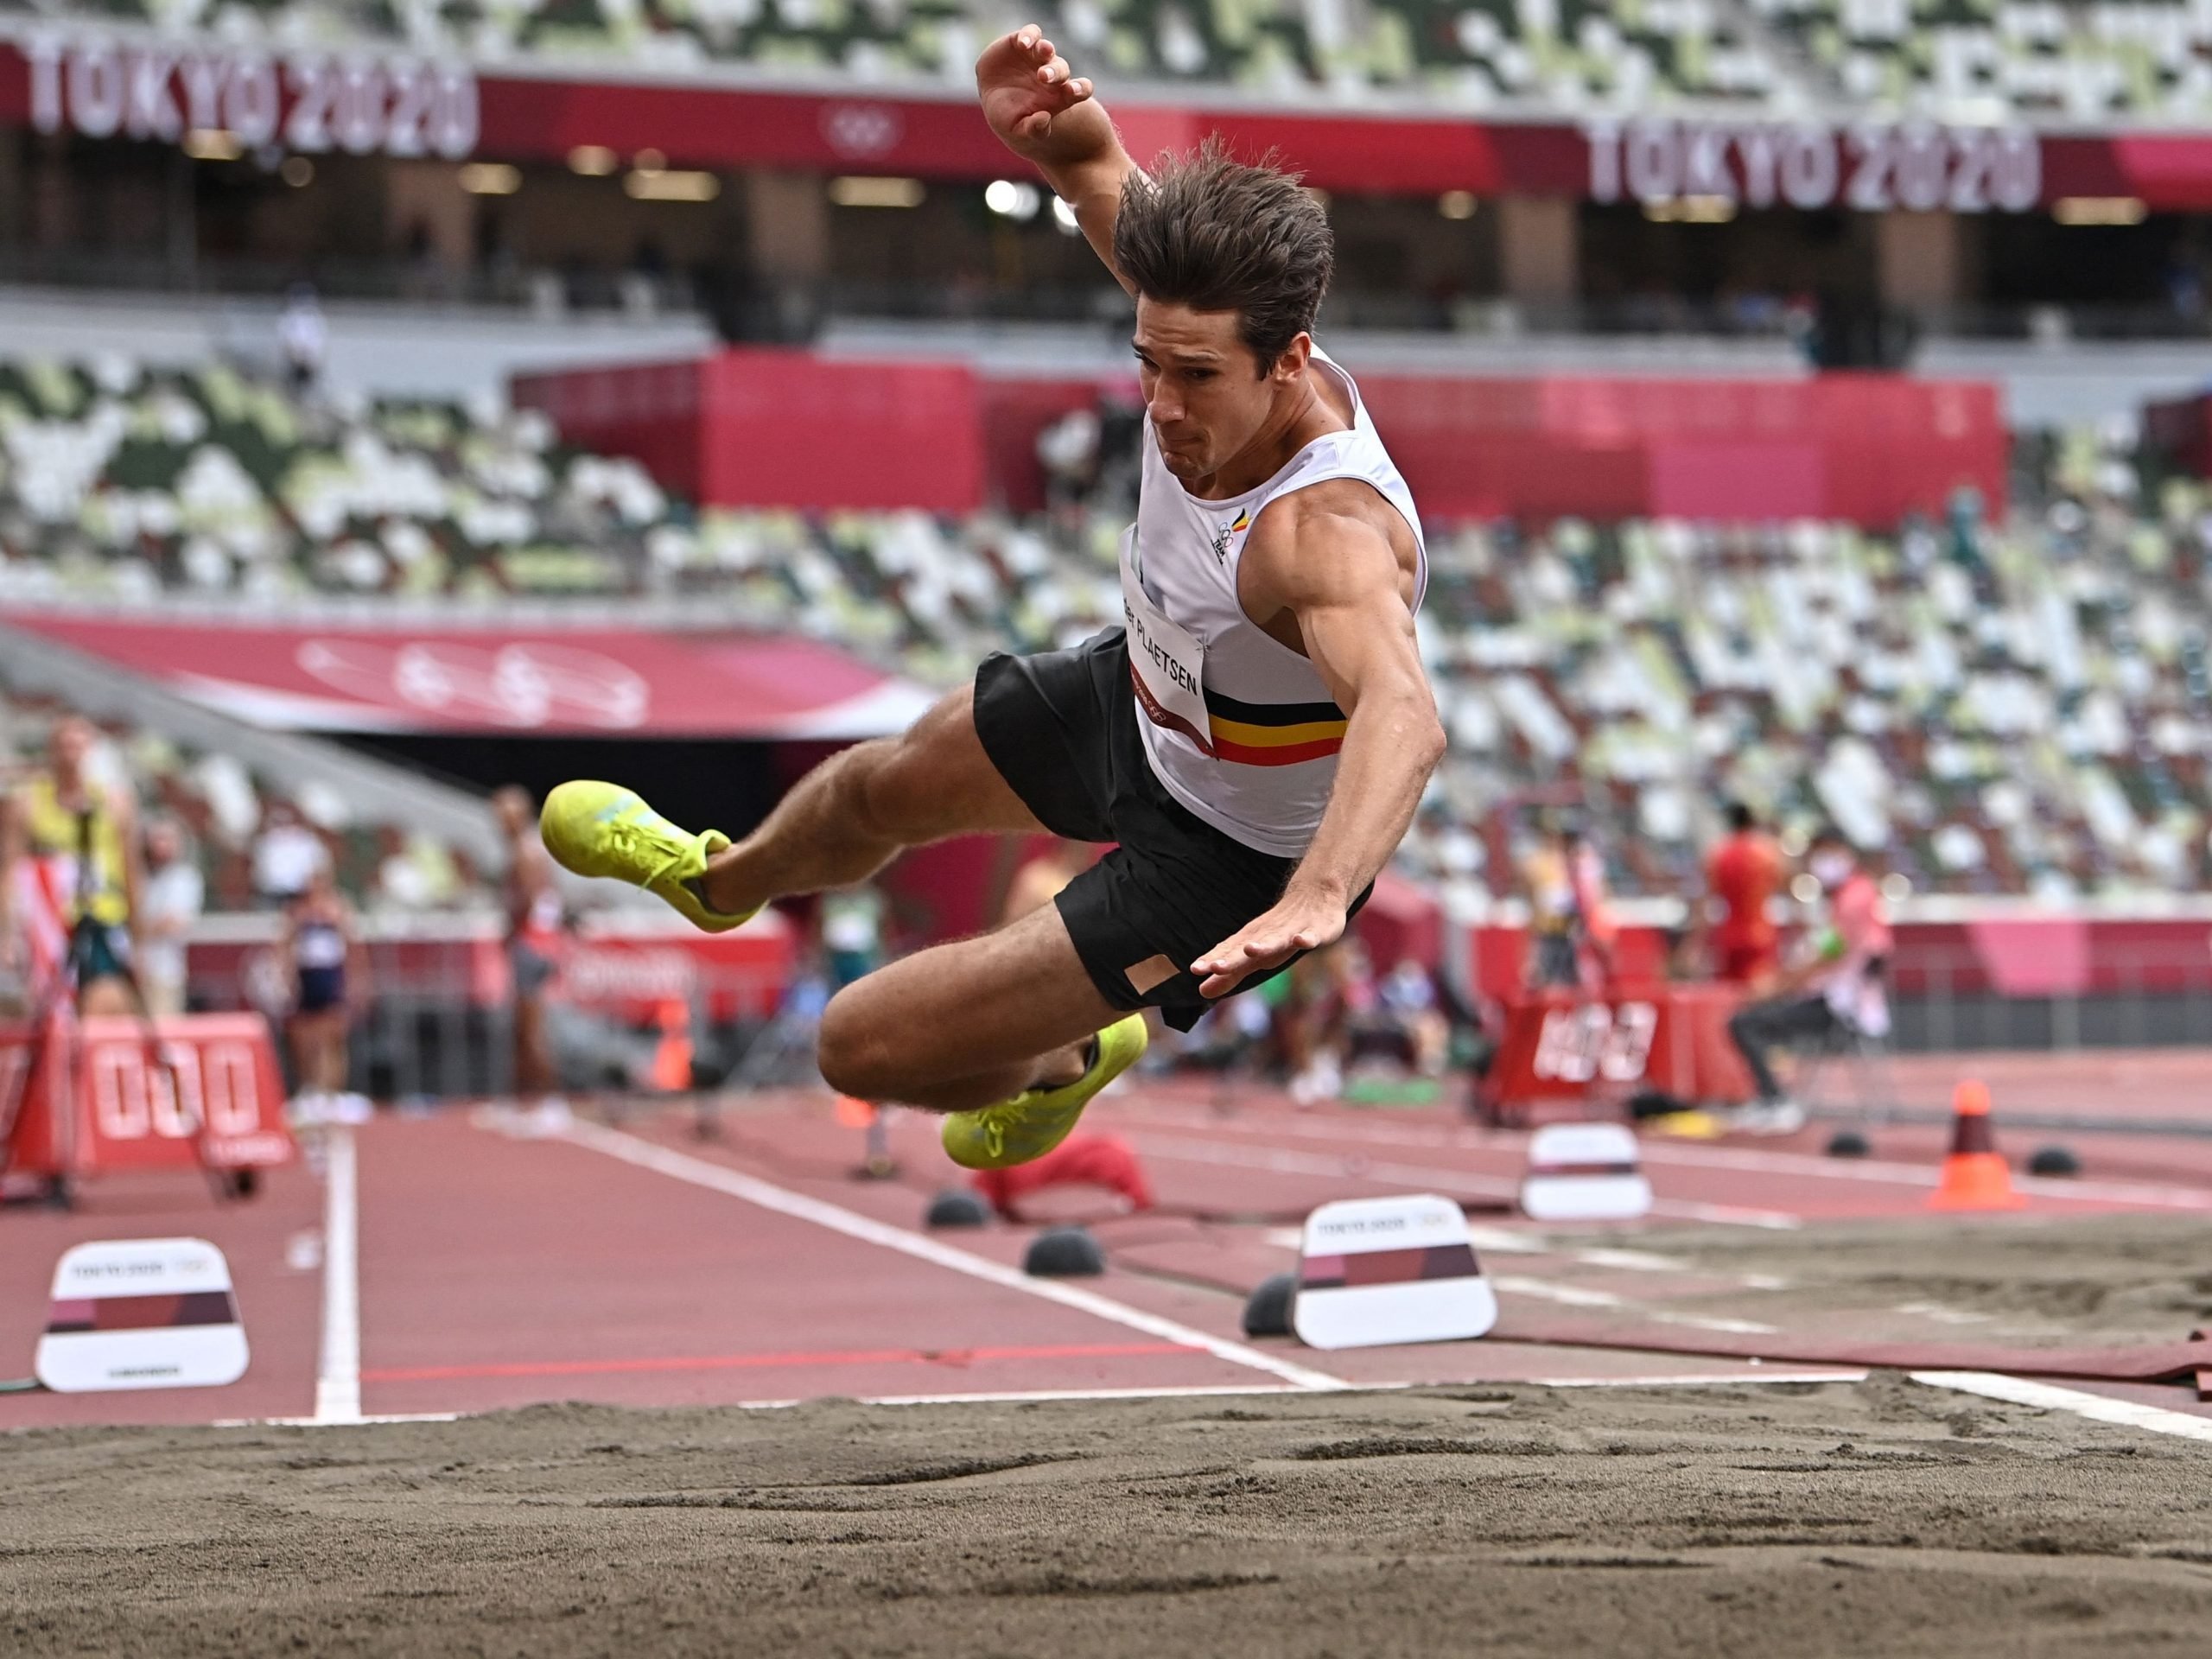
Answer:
[
  {"left": 649, "top": 998, "right": 694, "bottom": 1093},
  {"left": 1928, "top": 1079, "right": 2025, "bottom": 1211},
  {"left": 834, "top": 1095, "right": 878, "bottom": 1130}
]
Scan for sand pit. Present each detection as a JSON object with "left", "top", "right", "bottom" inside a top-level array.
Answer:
[
  {"left": 8, "top": 1376, "right": 2212, "bottom": 1658},
  {"left": 1607, "top": 1213, "right": 2212, "bottom": 1343}
]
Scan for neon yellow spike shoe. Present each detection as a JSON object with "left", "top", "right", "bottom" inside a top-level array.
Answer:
[
  {"left": 538, "top": 780, "right": 757, "bottom": 935},
  {"left": 941, "top": 1014, "right": 1149, "bottom": 1171}
]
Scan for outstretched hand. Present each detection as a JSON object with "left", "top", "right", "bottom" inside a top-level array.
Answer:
[
  {"left": 977, "top": 25, "right": 1100, "bottom": 158},
  {"left": 1191, "top": 892, "right": 1347, "bottom": 1001}
]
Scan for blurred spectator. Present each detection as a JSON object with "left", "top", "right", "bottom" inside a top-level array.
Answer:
[
  {"left": 495, "top": 787, "right": 565, "bottom": 1108},
  {"left": 279, "top": 284, "right": 328, "bottom": 396},
  {"left": 1726, "top": 827, "right": 1893, "bottom": 1134},
  {"left": 1698, "top": 802, "right": 1785, "bottom": 990},
  {"left": 137, "top": 816, "right": 203, "bottom": 1019},
  {"left": 1521, "top": 816, "right": 1614, "bottom": 990},
  {"left": 1521, "top": 816, "right": 1580, "bottom": 988},
  {"left": 282, "top": 867, "right": 364, "bottom": 1110},
  {"left": 3, "top": 715, "right": 142, "bottom": 1015},
  {"left": 1036, "top": 406, "right": 1103, "bottom": 511},
  {"left": 0, "top": 791, "right": 24, "bottom": 1014},
  {"left": 820, "top": 885, "right": 887, "bottom": 990},
  {"left": 253, "top": 801, "right": 329, "bottom": 910},
  {"left": 1379, "top": 957, "right": 1451, "bottom": 1077}
]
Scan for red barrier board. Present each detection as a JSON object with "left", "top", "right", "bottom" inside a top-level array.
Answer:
[
  {"left": 972, "top": 370, "right": 2008, "bottom": 527},
  {"left": 1480, "top": 986, "right": 1756, "bottom": 1121},
  {"left": 2, "top": 1014, "right": 294, "bottom": 1181},
  {"left": 514, "top": 348, "right": 987, "bottom": 515},
  {"left": 550, "top": 928, "right": 789, "bottom": 1023}
]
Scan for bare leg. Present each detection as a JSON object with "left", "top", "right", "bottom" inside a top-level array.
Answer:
[
  {"left": 287, "top": 1015, "right": 317, "bottom": 1095},
  {"left": 700, "top": 685, "right": 1044, "bottom": 917},
  {"left": 816, "top": 901, "right": 1117, "bottom": 1114},
  {"left": 513, "top": 994, "right": 556, "bottom": 1095},
  {"left": 79, "top": 976, "right": 135, "bottom": 1017}
]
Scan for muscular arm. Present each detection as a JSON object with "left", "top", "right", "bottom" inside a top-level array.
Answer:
[
  {"left": 977, "top": 26, "right": 1138, "bottom": 291},
  {"left": 1191, "top": 483, "right": 1445, "bottom": 998}
]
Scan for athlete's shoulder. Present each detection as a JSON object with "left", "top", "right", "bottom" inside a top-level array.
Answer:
[
  {"left": 1249, "top": 475, "right": 1414, "bottom": 565},
  {"left": 1243, "top": 477, "right": 1415, "bottom": 609},
  {"left": 1253, "top": 474, "right": 1403, "bottom": 539}
]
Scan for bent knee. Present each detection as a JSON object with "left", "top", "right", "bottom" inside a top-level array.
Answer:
[{"left": 817, "top": 988, "right": 901, "bottom": 1101}]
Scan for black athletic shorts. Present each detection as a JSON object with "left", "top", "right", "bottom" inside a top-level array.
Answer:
[{"left": 973, "top": 627, "right": 1366, "bottom": 1033}]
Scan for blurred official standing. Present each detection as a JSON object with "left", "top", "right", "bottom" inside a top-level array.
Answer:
[
  {"left": 137, "top": 816, "right": 204, "bottom": 1019},
  {"left": 3, "top": 715, "right": 142, "bottom": 1015},
  {"left": 1701, "top": 802, "right": 1785, "bottom": 990},
  {"left": 495, "top": 787, "right": 566, "bottom": 1107},
  {"left": 252, "top": 800, "right": 329, "bottom": 909}
]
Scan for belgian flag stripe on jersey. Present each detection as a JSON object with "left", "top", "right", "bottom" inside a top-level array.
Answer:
[{"left": 1204, "top": 686, "right": 1349, "bottom": 766}]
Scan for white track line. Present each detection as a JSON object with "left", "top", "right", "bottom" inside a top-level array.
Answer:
[
  {"left": 736, "top": 1383, "right": 1324, "bottom": 1409},
  {"left": 1911, "top": 1371, "right": 2212, "bottom": 1444},
  {"left": 226, "top": 1373, "right": 1872, "bottom": 1427},
  {"left": 312, "top": 1126, "right": 363, "bottom": 1426},
  {"left": 1131, "top": 1129, "right": 1801, "bottom": 1230},
  {"left": 1537, "top": 1370, "right": 1866, "bottom": 1389},
  {"left": 219, "top": 1412, "right": 461, "bottom": 1429},
  {"left": 1124, "top": 1106, "right": 2212, "bottom": 1213},
  {"left": 1640, "top": 1141, "right": 2212, "bottom": 1211},
  {"left": 543, "top": 1119, "right": 1349, "bottom": 1393},
  {"left": 1491, "top": 1274, "right": 1778, "bottom": 1336}
]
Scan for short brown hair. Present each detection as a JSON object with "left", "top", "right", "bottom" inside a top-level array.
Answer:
[{"left": 1113, "top": 138, "right": 1333, "bottom": 372}]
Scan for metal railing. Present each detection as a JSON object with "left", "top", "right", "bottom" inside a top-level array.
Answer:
[
  {"left": 181, "top": 915, "right": 788, "bottom": 1104},
  {"left": 1890, "top": 939, "right": 2212, "bottom": 1054}
]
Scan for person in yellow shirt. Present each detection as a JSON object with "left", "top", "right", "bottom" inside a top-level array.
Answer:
[{"left": 3, "top": 715, "right": 143, "bottom": 1015}]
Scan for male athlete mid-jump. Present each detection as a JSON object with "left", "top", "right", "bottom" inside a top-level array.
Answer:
[{"left": 542, "top": 26, "right": 1444, "bottom": 1168}]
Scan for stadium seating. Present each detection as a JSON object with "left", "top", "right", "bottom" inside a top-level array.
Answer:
[
  {"left": 3, "top": 355, "right": 2204, "bottom": 904},
  {"left": 0, "top": 359, "right": 675, "bottom": 604},
  {"left": 1750, "top": 0, "right": 2212, "bottom": 121},
  {"left": 18, "top": 0, "right": 2212, "bottom": 116},
  {"left": 0, "top": 0, "right": 1777, "bottom": 105},
  {"left": 1400, "top": 456, "right": 2212, "bottom": 906},
  {"left": 0, "top": 687, "right": 484, "bottom": 913}
]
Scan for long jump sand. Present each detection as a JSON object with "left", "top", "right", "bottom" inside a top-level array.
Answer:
[{"left": 8, "top": 1373, "right": 2212, "bottom": 1657}]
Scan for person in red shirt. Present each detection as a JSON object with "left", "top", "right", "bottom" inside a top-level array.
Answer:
[
  {"left": 1725, "top": 827, "right": 1892, "bottom": 1134},
  {"left": 1701, "top": 802, "right": 1785, "bottom": 990}
]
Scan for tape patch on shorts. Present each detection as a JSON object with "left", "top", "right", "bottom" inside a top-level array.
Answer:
[{"left": 1124, "top": 954, "right": 1179, "bottom": 995}]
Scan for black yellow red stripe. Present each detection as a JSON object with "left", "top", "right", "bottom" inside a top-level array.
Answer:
[
  {"left": 1128, "top": 668, "right": 1350, "bottom": 766},
  {"left": 1205, "top": 687, "right": 1347, "bottom": 766}
]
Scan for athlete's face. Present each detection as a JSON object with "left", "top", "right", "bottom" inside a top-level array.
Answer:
[{"left": 1132, "top": 300, "right": 1300, "bottom": 484}]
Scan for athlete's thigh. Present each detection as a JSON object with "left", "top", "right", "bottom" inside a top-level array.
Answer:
[
  {"left": 817, "top": 901, "right": 1118, "bottom": 1090},
  {"left": 870, "top": 683, "right": 1047, "bottom": 840}
]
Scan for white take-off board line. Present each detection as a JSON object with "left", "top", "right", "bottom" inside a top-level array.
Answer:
[
  {"left": 313, "top": 1126, "right": 362, "bottom": 1425},
  {"left": 1912, "top": 1371, "right": 2212, "bottom": 1445}
]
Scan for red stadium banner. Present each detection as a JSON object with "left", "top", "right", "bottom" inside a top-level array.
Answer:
[
  {"left": 6, "top": 33, "right": 2212, "bottom": 208},
  {"left": 0, "top": 610, "right": 935, "bottom": 738},
  {"left": 2, "top": 1014, "right": 294, "bottom": 1180}
]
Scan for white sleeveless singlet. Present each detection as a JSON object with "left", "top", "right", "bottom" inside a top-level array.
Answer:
[{"left": 1120, "top": 351, "right": 1426, "bottom": 858}]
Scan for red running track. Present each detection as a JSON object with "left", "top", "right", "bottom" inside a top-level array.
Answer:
[{"left": 5, "top": 1058, "right": 2211, "bottom": 1429}]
